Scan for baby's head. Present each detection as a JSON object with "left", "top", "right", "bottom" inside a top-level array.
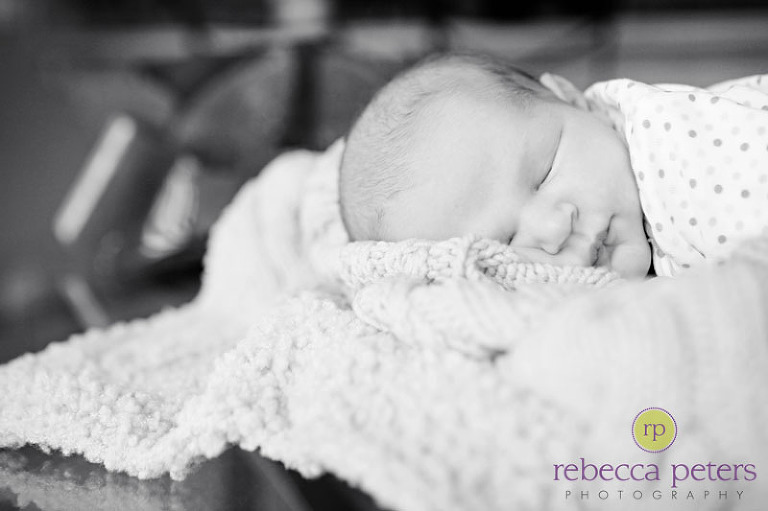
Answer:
[{"left": 339, "top": 53, "right": 651, "bottom": 278}]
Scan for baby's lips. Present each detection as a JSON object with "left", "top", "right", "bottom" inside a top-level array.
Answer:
[
  {"left": 588, "top": 241, "right": 601, "bottom": 266},
  {"left": 587, "top": 229, "right": 610, "bottom": 265}
]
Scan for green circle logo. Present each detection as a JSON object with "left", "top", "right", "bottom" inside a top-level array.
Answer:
[{"left": 632, "top": 407, "right": 677, "bottom": 453}]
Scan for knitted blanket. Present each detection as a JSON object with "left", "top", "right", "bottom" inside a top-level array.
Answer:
[{"left": 1, "top": 140, "right": 768, "bottom": 511}]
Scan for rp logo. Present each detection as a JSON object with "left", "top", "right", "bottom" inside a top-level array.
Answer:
[{"left": 632, "top": 407, "right": 677, "bottom": 453}]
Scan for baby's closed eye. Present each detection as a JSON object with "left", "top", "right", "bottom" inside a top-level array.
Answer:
[{"left": 534, "top": 127, "right": 563, "bottom": 191}]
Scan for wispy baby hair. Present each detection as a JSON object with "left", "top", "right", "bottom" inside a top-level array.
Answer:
[{"left": 339, "top": 52, "right": 545, "bottom": 241}]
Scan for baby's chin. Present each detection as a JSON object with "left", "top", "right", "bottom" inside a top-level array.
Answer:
[{"left": 606, "top": 241, "right": 652, "bottom": 279}]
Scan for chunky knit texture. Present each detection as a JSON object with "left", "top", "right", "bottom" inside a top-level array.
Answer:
[{"left": 1, "top": 141, "right": 767, "bottom": 511}]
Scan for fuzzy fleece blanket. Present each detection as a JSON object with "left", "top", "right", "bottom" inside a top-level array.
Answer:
[{"left": 1, "top": 140, "right": 768, "bottom": 511}]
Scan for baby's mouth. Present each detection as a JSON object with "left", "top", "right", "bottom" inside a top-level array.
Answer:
[
  {"left": 589, "top": 230, "right": 609, "bottom": 266},
  {"left": 589, "top": 242, "right": 602, "bottom": 266}
]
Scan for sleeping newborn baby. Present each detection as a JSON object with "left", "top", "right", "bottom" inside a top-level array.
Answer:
[{"left": 338, "top": 53, "right": 768, "bottom": 278}]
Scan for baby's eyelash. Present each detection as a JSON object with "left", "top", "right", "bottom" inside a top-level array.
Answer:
[
  {"left": 535, "top": 164, "right": 554, "bottom": 191},
  {"left": 537, "top": 128, "right": 563, "bottom": 190}
]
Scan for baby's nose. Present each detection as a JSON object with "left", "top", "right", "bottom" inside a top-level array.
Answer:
[{"left": 536, "top": 203, "right": 577, "bottom": 255}]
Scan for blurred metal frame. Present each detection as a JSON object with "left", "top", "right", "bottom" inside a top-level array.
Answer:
[{"left": 47, "top": 9, "right": 332, "bottom": 330}]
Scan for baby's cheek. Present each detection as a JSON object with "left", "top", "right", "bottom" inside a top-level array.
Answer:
[{"left": 609, "top": 240, "right": 652, "bottom": 278}]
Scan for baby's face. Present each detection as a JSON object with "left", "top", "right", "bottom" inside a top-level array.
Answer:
[{"left": 380, "top": 92, "right": 652, "bottom": 278}]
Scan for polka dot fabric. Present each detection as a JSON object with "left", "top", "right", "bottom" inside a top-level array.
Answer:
[{"left": 585, "top": 74, "right": 768, "bottom": 276}]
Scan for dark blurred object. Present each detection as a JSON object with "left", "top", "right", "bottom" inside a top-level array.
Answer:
[
  {"left": 0, "top": 266, "right": 81, "bottom": 362},
  {"left": 62, "top": 0, "right": 333, "bottom": 27},
  {"left": 44, "top": 0, "right": 329, "bottom": 329},
  {"left": 623, "top": 0, "right": 768, "bottom": 10},
  {"left": 53, "top": 114, "right": 175, "bottom": 284},
  {"left": 461, "top": 0, "right": 617, "bottom": 19},
  {"left": 50, "top": 48, "right": 303, "bottom": 308},
  {"left": 51, "top": 113, "right": 200, "bottom": 328},
  {"left": 0, "top": 446, "right": 383, "bottom": 511},
  {"left": 172, "top": 49, "right": 298, "bottom": 174},
  {"left": 333, "top": 0, "right": 768, "bottom": 20},
  {"left": 67, "top": 0, "right": 268, "bottom": 26},
  {"left": 307, "top": 49, "right": 412, "bottom": 148},
  {"left": 331, "top": 0, "right": 617, "bottom": 20}
]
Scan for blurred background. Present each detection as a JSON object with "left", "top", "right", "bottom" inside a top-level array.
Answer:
[{"left": 0, "top": 0, "right": 765, "bottom": 509}]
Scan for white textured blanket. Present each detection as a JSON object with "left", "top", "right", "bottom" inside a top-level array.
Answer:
[{"left": 1, "top": 141, "right": 768, "bottom": 511}]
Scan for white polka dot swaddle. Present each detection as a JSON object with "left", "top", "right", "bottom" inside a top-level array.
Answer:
[{"left": 585, "top": 75, "right": 768, "bottom": 276}]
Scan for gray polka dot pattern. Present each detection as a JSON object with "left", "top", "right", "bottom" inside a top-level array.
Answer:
[{"left": 584, "top": 74, "right": 768, "bottom": 276}]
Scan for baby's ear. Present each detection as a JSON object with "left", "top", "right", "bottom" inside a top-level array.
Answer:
[{"left": 539, "top": 73, "right": 588, "bottom": 110}]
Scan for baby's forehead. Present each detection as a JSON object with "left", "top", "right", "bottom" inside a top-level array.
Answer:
[
  {"left": 402, "top": 89, "right": 552, "bottom": 199},
  {"left": 408, "top": 88, "right": 522, "bottom": 148},
  {"left": 405, "top": 98, "right": 517, "bottom": 183},
  {"left": 405, "top": 96, "right": 504, "bottom": 155}
]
